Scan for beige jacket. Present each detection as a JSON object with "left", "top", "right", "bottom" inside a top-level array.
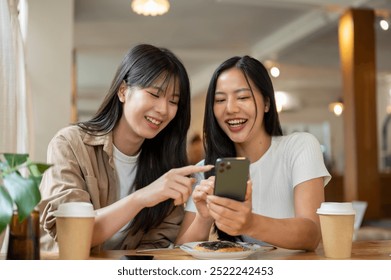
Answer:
[{"left": 39, "top": 126, "right": 184, "bottom": 252}]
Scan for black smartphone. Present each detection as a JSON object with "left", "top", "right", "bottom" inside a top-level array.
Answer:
[
  {"left": 214, "top": 157, "right": 250, "bottom": 201},
  {"left": 120, "top": 255, "right": 154, "bottom": 260}
]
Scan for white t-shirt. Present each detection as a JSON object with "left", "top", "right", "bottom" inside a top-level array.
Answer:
[
  {"left": 102, "top": 145, "right": 139, "bottom": 250},
  {"left": 186, "top": 132, "right": 331, "bottom": 238},
  {"left": 113, "top": 145, "right": 139, "bottom": 199}
]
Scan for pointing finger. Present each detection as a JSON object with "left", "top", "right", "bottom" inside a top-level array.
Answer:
[{"left": 174, "top": 165, "right": 214, "bottom": 176}]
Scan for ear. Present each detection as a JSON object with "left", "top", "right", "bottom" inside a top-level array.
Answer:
[
  {"left": 117, "top": 81, "right": 127, "bottom": 103},
  {"left": 264, "top": 98, "right": 271, "bottom": 113}
]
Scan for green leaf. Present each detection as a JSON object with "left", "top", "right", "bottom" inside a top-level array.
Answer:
[
  {"left": 3, "top": 173, "right": 41, "bottom": 222},
  {"left": 28, "top": 162, "right": 52, "bottom": 177},
  {"left": 28, "top": 163, "right": 52, "bottom": 190},
  {"left": 3, "top": 153, "right": 29, "bottom": 168},
  {"left": 0, "top": 161, "right": 8, "bottom": 173},
  {"left": 0, "top": 153, "right": 50, "bottom": 234},
  {"left": 0, "top": 185, "right": 13, "bottom": 233}
]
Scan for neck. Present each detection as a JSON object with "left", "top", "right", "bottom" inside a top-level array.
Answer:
[
  {"left": 235, "top": 133, "right": 272, "bottom": 163},
  {"left": 112, "top": 121, "right": 143, "bottom": 156}
]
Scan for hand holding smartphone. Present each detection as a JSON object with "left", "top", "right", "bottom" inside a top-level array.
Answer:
[{"left": 213, "top": 157, "right": 250, "bottom": 201}]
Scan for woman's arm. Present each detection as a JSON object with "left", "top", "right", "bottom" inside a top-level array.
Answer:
[
  {"left": 175, "top": 211, "right": 214, "bottom": 244},
  {"left": 92, "top": 165, "right": 214, "bottom": 246},
  {"left": 40, "top": 131, "right": 213, "bottom": 247},
  {"left": 207, "top": 177, "right": 325, "bottom": 251},
  {"left": 91, "top": 192, "right": 144, "bottom": 246},
  {"left": 175, "top": 176, "right": 217, "bottom": 245},
  {"left": 39, "top": 133, "right": 143, "bottom": 247}
]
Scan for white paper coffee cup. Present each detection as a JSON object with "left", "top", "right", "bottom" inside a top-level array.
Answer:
[
  {"left": 55, "top": 202, "right": 95, "bottom": 218},
  {"left": 317, "top": 202, "right": 356, "bottom": 259},
  {"left": 316, "top": 202, "right": 356, "bottom": 215},
  {"left": 54, "top": 202, "right": 95, "bottom": 260}
]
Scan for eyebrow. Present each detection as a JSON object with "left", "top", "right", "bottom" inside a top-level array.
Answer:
[
  {"left": 150, "top": 85, "right": 180, "bottom": 97},
  {"left": 215, "top": 88, "right": 251, "bottom": 95},
  {"left": 150, "top": 85, "right": 164, "bottom": 91}
]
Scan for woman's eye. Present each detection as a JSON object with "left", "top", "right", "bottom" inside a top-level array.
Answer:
[
  {"left": 169, "top": 97, "right": 179, "bottom": 105},
  {"left": 215, "top": 98, "right": 226, "bottom": 103},
  {"left": 238, "top": 95, "right": 250, "bottom": 100},
  {"left": 147, "top": 91, "right": 159, "bottom": 98}
]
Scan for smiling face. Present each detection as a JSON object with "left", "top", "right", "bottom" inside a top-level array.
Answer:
[
  {"left": 213, "top": 67, "right": 269, "bottom": 145},
  {"left": 117, "top": 74, "right": 180, "bottom": 143}
]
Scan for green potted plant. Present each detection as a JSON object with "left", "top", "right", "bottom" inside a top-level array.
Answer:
[{"left": 0, "top": 153, "right": 51, "bottom": 259}]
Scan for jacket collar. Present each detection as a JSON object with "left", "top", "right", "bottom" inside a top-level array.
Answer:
[{"left": 82, "top": 130, "right": 114, "bottom": 166}]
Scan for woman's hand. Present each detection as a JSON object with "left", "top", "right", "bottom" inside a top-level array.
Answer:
[
  {"left": 134, "top": 165, "right": 213, "bottom": 208},
  {"left": 207, "top": 180, "right": 253, "bottom": 236},
  {"left": 193, "top": 176, "right": 215, "bottom": 219}
]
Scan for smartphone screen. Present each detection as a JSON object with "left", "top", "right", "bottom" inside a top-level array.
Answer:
[
  {"left": 120, "top": 255, "right": 154, "bottom": 260},
  {"left": 214, "top": 157, "right": 250, "bottom": 201}
]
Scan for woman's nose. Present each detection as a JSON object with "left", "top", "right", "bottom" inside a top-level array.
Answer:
[
  {"left": 155, "top": 98, "right": 168, "bottom": 115},
  {"left": 226, "top": 97, "right": 239, "bottom": 113}
]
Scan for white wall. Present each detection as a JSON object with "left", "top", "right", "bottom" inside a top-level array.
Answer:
[
  {"left": 26, "top": 0, "right": 74, "bottom": 162},
  {"left": 377, "top": 76, "right": 391, "bottom": 171},
  {"left": 280, "top": 106, "right": 344, "bottom": 174}
]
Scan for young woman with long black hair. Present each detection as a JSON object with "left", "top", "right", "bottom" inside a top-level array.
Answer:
[
  {"left": 39, "top": 44, "right": 212, "bottom": 251},
  {"left": 176, "top": 55, "right": 330, "bottom": 251}
]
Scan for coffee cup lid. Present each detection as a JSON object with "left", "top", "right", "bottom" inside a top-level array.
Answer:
[
  {"left": 316, "top": 202, "right": 356, "bottom": 215},
  {"left": 54, "top": 202, "right": 95, "bottom": 218}
]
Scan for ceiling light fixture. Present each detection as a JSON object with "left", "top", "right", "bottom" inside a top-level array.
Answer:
[
  {"left": 264, "top": 60, "right": 281, "bottom": 78},
  {"left": 270, "top": 66, "right": 280, "bottom": 78},
  {"left": 379, "top": 19, "right": 389, "bottom": 31},
  {"left": 131, "top": 0, "right": 170, "bottom": 16},
  {"left": 329, "top": 100, "right": 344, "bottom": 116},
  {"left": 376, "top": 10, "right": 390, "bottom": 31}
]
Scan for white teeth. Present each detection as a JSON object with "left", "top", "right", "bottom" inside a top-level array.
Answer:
[
  {"left": 227, "top": 119, "right": 246, "bottom": 126},
  {"left": 146, "top": 117, "right": 162, "bottom": 125}
]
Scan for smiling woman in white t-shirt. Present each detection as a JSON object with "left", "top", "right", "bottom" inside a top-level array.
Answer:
[{"left": 176, "top": 56, "right": 331, "bottom": 251}]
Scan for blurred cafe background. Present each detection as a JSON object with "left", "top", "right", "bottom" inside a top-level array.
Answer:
[{"left": 1, "top": 0, "right": 391, "bottom": 234}]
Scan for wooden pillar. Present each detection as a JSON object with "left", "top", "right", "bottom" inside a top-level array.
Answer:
[
  {"left": 338, "top": 8, "right": 381, "bottom": 219},
  {"left": 71, "top": 49, "right": 78, "bottom": 123}
]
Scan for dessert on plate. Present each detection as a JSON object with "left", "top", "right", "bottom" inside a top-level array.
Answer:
[{"left": 193, "top": 241, "right": 249, "bottom": 252}]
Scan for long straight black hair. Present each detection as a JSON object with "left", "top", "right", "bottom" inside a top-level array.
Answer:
[
  {"left": 77, "top": 44, "right": 191, "bottom": 234},
  {"left": 202, "top": 55, "right": 282, "bottom": 240}
]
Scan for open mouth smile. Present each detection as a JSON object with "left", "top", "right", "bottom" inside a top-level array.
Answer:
[
  {"left": 145, "top": 116, "right": 162, "bottom": 126},
  {"left": 226, "top": 118, "right": 247, "bottom": 127}
]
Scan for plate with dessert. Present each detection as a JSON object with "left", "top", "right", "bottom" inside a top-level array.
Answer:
[{"left": 180, "top": 240, "right": 262, "bottom": 260}]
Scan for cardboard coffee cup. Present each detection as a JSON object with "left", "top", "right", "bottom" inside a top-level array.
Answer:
[
  {"left": 317, "top": 202, "right": 356, "bottom": 259},
  {"left": 54, "top": 202, "right": 95, "bottom": 260}
]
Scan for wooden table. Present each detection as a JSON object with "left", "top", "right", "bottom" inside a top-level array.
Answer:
[
  {"left": 2, "top": 240, "right": 390, "bottom": 260},
  {"left": 89, "top": 240, "right": 391, "bottom": 260}
]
